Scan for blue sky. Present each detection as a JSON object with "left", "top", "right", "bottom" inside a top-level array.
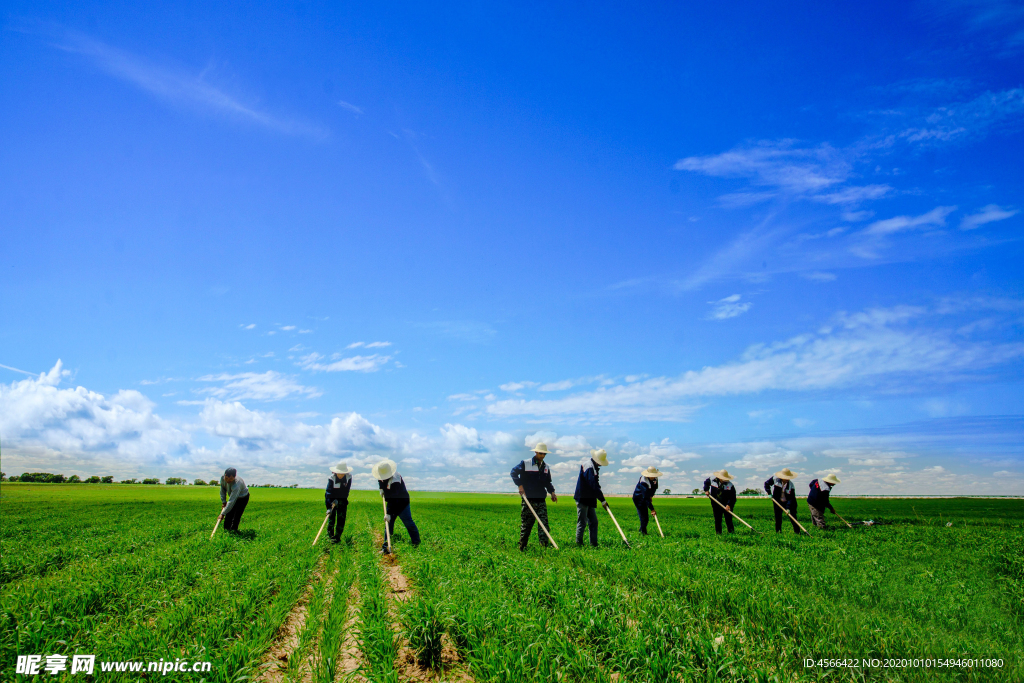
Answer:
[{"left": 2, "top": 1, "right": 1022, "bottom": 494}]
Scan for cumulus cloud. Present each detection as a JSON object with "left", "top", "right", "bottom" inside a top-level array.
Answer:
[
  {"left": 195, "top": 371, "right": 322, "bottom": 401},
  {"left": 960, "top": 204, "right": 1019, "bottom": 230},
  {"left": 708, "top": 294, "right": 752, "bottom": 320},
  {"left": 617, "top": 438, "right": 701, "bottom": 473}
]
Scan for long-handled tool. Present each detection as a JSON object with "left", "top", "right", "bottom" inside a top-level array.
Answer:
[
  {"left": 381, "top": 496, "right": 393, "bottom": 554},
  {"left": 603, "top": 502, "right": 631, "bottom": 548},
  {"left": 521, "top": 494, "right": 559, "bottom": 549},
  {"left": 312, "top": 504, "right": 334, "bottom": 547},
  {"left": 704, "top": 492, "right": 758, "bottom": 532},
  {"left": 770, "top": 497, "right": 810, "bottom": 535},
  {"left": 210, "top": 508, "right": 224, "bottom": 540},
  {"left": 653, "top": 510, "right": 665, "bottom": 538},
  {"left": 833, "top": 510, "right": 854, "bottom": 529}
]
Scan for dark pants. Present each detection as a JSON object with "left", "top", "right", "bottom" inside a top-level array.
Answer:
[
  {"left": 773, "top": 500, "right": 800, "bottom": 533},
  {"left": 576, "top": 502, "right": 599, "bottom": 546},
  {"left": 633, "top": 498, "right": 650, "bottom": 535},
  {"left": 327, "top": 500, "right": 348, "bottom": 540},
  {"left": 224, "top": 495, "right": 249, "bottom": 531},
  {"left": 384, "top": 499, "right": 421, "bottom": 546},
  {"left": 712, "top": 502, "right": 735, "bottom": 534},
  {"left": 519, "top": 498, "right": 550, "bottom": 549}
]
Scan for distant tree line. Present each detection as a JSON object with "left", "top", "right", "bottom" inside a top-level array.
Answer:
[{"left": 1, "top": 472, "right": 221, "bottom": 485}]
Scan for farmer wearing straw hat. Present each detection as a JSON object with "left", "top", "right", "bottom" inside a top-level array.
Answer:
[
  {"left": 510, "top": 443, "right": 558, "bottom": 550},
  {"left": 325, "top": 462, "right": 353, "bottom": 543},
  {"left": 574, "top": 449, "right": 609, "bottom": 546},
  {"left": 807, "top": 473, "right": 841, "bottom": 529},
  {"left": 631, "top": 467, "right": 662, "bottom": 535},
  {"left": 703, "top": 469, "right": 737, "bottom": 534},
  {"left": 764, "top": 468, "right": 801, "bottom": 533},
  {"left": 373, "top": 459, "right": 421, "bottom": 551}
]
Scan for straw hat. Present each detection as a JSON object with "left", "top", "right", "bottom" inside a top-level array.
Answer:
[
  {"left": 641, "top": 466, "right": 663, "bottom": 478},
  {"left": 713, "top": 469, "right": 734, "bottom": 481},
  {"left": 774, "top": 468, "right": 797, "bottom": 480},
  {"left": 531, "top": 442, "right": 549, "bottom": 454},
  {"left": 330, "top": 462, "right": 353, "bottom": 475},
  {"left": 372, "top": 459, "right": 398, "bottom": 480},
  {"left": 822, "top": 473, "right": 841, "bottom": 485},
  {"left": 590, "top": 449, "right": 609, "bottom": 467}
]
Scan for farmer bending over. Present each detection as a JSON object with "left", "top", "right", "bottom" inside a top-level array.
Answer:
[
  {"left": 325, "top": 462, "right": 353, "bottom": 543},
  {"left": 574, "top": 449, "right": 609, "bottom": 547},
  {"left": 632, "top": 467, "right": 662, "bottom": 535},
  {"left": 764, "top": 468, "right": 800, "bottom": 533},
  {"left": 218, "top": 467, "right": 250, "bottom": 533},
  {"left": 510, "top": 443, "right": 557, "bottom": 551},
  {"left": 807, "top": 474, "right": 840, "bottom": 529},
  {"left": 374, "top": 459, "right": 420, "bottom": 553},
  {"left": 703, "top": 469, "right": 737, "bottom": 534}
]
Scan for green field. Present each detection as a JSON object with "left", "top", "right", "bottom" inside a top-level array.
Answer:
[{"left": 1, "top": 483, "right": 1021, "bottom": 682}]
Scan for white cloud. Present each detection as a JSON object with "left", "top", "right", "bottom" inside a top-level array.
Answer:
[
  {"left": 241, "top": 323, "right": 256, "bottom": 330},
  {"left": 0, "top": 361, "right": 190, "bottom": 466},
  {"left": 365, "top": 341, "right": 392, "bottom": 348},
  {"left": 337, "top": 100, "right": 363, "bottom": 115},
  {"left": 299, "top": 352, "right": 391, "bottom": 373},
  {"left": 708, "top": 294, "right": 752, "bottom": 320},
  {"left": 53, "top": 31, "right": 327, "bottom": 138},
  {"left": 195, "top": 371, "right": 322, "bottom": 401},
  {"left": 675, "top": 140, "right": 849, "bottom": 196},
  {"left": 792, "top": 418, "right": 815, "bottom": 428},
  {"left": 540, "top": 379, "right": 576, "bottom": 391},
  {"left": 864, "top": 206, "right": 957, "bottom": 235},
  {"left": 724, "top": 446, "right": 807, "bottom": 471},
  {"left": 617, "top": 438, "right": 701, "bottom": 473},
  {"left": 814, "top": 184, "right": 892, "bottom": 205},
  {"left": 960, "top": 204, "right": 1019, "bottom": 230},
  {"left": 487, "top": 303, "right": 1024, "bottom": 423},
  {"left": 801, "top": 271, "right": 837, "bottom": 282},
  {"left": 500, "top": 381, "right": 537, "bottom": 392},
  {"left": 281, "top": 325, "right": 296, "bottom": 331}
]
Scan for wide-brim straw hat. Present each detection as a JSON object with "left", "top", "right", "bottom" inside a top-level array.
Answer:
[
  {"left": 713, "top": 469, "right": 734, "bottom": 481},
  {"left": 591, "top": 449, "right": 610, "bottom": 467},
  {"left": 372, "top": 459, "right": 398, "bottom": 480},
  {"left": 641, "top": 467, "right": 663, "bottom": 478},
  {"left": 822, "top": 473, "right": 841, "bottom": 485},
  {"left": 330, "top": 462, "right": 353, "bottom": 475},
  {"left": 774, "top": 468, "right": 797, "bottom": 480},
  {"left": 531, "top": 442, "right": 549, "bottom": 454}
]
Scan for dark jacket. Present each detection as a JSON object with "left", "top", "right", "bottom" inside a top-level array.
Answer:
[
  {"left": 574, "top": 459, "right": 606, "bottom": 506},
  {"left": 510, "top": 456, "right": 555, "bottom": 499},
  {"left": 703, "top": 477, "right": 737, "bottom": 507},
  {"left": 632, "top": 476, "right": 658, "bottom": 510},
  {"left": 764, "top": 476, "right": 797, "bottom": 511},
  {"left": 325, "top": 474, "right": 352, "bottom": 509},
  {"left": 807, "top": 479, "right": 835, "bottom": 511},
  {"left": 379, "top": 474, "right": 410, "bottom": 500}
]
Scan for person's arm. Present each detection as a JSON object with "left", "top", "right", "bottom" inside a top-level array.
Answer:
[
  {"left": 703, "top": 477, "right": 712, "bottom": 493},
  {"left": 220, "top": 478, "right": 228, "bottom": 506},
  {"left": 826, "top": 491, "right": 835, "bottom": 512},
  {"left": 647, "top": 486, "right": 656, "bottom": 511},
  {"left": 764, "top": 478, "right": 773, "bottom": 495},
  {"left": 325, "top": 479, "right": 333, "bottom": 510},
  {"left": 510, "top": 461, "right": 525, "bottom": 495}
]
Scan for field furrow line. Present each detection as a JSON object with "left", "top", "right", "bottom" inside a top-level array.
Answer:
[{"left": 254, "top": 551, "right": 331, "bottom": 683}]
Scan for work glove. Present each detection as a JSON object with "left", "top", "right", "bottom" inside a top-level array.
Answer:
[
  {"left": 385, "top": 514, "right": 391, "bottom": 522},
  {"left": 601, "top": 501, "right": 609, "bottom": 510}
]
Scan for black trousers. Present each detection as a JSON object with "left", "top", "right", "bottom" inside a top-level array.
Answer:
[
  {"left": 327, "top": 500, "right": 348, "bottom": 540},
  {"left": 712, "top": 502, "right": 735, "bottom": 534},
  {"left": 773, "top": 501, "right": 800, "bottom": 533},
  {"left": 519, "top": 498, "right": 550, "bottom": 549},
  {"left": 224, "top": 495, "right": 249, "bottom": 531},
  {"left": 633, "top": 498, "right": 650, "bottom": 534}
]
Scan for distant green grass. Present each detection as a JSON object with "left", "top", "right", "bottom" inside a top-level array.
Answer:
[{"left": 2, "top": 483, "right": 1021, "bottom": 681}]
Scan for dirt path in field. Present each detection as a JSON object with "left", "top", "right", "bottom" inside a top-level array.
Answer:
[
  {"left": 335, "top": 583, "right": 368, "bottom": 682},
  {"left": 371, "top": 532, "right": 473, "bottom": 683},
  {"left": 254, "top": 554, "right": 330, "bottom": 683}
]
